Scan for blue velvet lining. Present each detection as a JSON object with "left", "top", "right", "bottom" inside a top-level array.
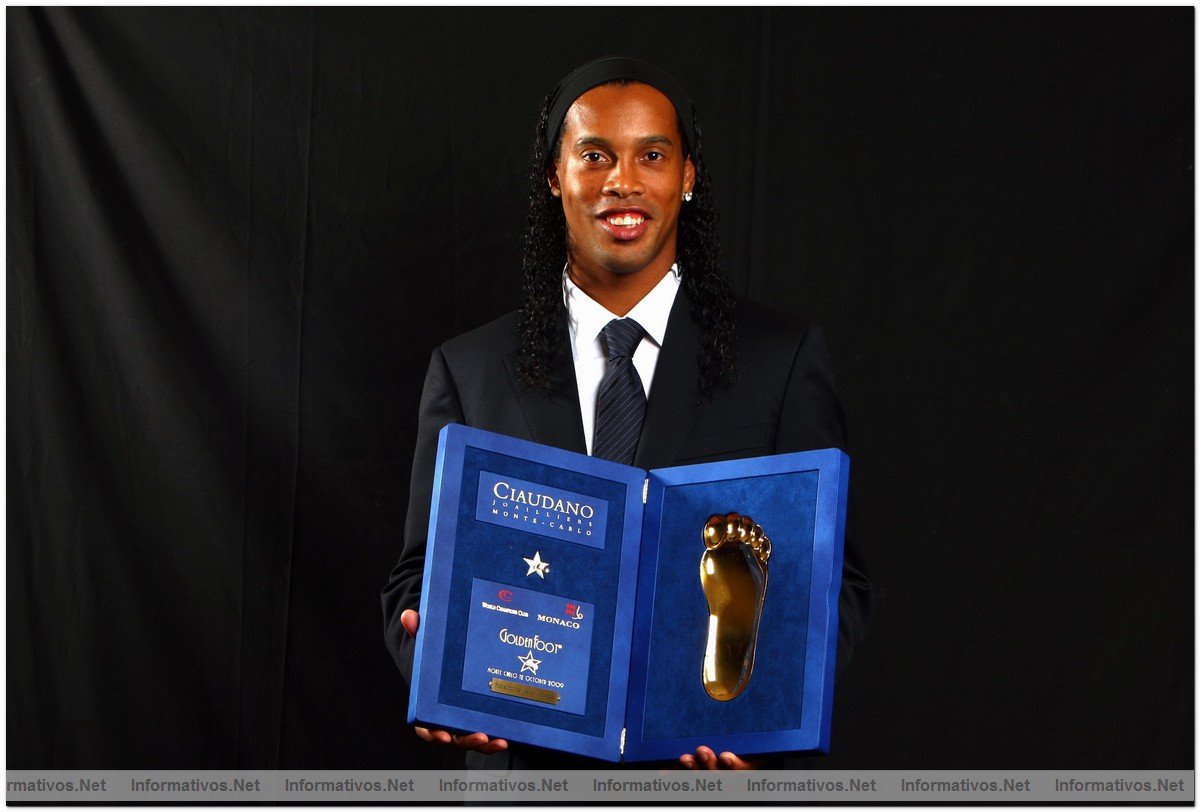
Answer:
[
  {"left": 437, "top": 446, "right": 627, "bottom": 737},
  {"left": 640, "top": 471, "right": 817, "bottom": 741}
]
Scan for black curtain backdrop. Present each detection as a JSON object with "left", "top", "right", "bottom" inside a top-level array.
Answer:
[{"left": 8, "top": 7, "right": 1192, "bottom": 769}]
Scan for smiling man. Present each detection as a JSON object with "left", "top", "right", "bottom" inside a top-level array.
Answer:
[
  {"left": 551, "top": 80, "right": 694, "bottom": 316},
  {"left": 382, "top": 57, "right": 871, "bottom": 771}
]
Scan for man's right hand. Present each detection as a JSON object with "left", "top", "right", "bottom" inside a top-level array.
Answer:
[{"left": 401, "top": 609, "right": 509, "bottom": 755}]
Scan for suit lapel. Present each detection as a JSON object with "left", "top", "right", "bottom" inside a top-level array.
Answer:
[
  {"left": 503, "top": 325, "right": 587, "bottom": 455},
  {"left": 634, "top": 289, "right": 701, "bottom": 470}
]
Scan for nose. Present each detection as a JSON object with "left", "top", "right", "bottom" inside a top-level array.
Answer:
[{"left": 602, "top": 160, "right": 644, "bottom": 197}]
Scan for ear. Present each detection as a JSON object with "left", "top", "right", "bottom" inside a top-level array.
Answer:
[
  {"left": 683, "top": 156, "right": 696, "bottom": 197},
  {"left": 546, "top": 163, "right": 562, "bottom": 198}
]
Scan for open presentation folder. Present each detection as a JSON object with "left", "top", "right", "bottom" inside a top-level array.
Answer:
[{"left": 408, "top": 424, "right": 849, "bottom": 762}]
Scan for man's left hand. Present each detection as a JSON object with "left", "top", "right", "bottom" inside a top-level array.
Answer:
[{"left": 679, "top": 746, "right": 761, "bottom": 770}]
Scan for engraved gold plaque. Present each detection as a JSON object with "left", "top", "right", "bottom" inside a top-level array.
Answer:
[
  {"left": 489, "top": 678, "right": 560, "bottom": 705},
  {"left": 700, "top": 513, "right": 771, "bottom": 701}
]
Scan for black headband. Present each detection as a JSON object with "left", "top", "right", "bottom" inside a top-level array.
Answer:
[{"left": 545, "top": 56, "right": 696, "bottom": 158}]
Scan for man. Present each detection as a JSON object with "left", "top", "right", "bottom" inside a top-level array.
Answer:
[{"left": 382, "top": 56, "right": 870, "bottom": 770}]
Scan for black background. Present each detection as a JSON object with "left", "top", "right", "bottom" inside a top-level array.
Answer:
[{"left": 8, "top": 7, "right": 1192, "bottom": 769}]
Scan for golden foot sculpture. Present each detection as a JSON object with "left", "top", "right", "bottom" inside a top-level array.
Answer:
[{"left": 700, "top": 513, "right": 771, "bottom": 701}]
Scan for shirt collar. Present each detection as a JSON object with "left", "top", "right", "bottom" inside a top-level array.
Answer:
[{"left": 563, "top": 263, "right": 682, "bottom": 360}]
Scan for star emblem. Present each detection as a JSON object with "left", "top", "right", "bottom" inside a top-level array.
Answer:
[
  {"left": 518, "top": 649, "right": 541, "bottom": 675},
  {"left": 523, "top": 551, "right": 550, "bottom": 578}
]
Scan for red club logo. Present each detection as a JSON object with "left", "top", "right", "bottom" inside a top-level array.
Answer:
[
  {"left": 498, "top": 590, "right": 513, "bottom": 603},
  {"left": 565, "top": 603, "right": 584, "bottom": 620}
]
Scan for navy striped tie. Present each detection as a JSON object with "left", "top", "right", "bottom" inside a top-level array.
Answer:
[{"left": 593, "top": 318, "right": 648, "bottom": 465}]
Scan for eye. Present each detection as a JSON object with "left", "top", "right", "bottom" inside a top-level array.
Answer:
[
  {"left": 644, "top": 150, "right": 665, "bottom": 161},
  {"left": 582, "top": 151, "right": 607, "bottom": 163}
]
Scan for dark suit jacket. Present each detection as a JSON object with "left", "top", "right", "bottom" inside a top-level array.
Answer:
[{"left": 381, "top": 288, "right": 871, "bottom": 768}]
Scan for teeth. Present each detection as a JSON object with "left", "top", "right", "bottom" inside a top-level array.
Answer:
[{"left": 608, "top": 214, "right": 644, "bottom": 227}]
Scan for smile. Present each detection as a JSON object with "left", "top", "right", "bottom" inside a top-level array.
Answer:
[{"left": 606, "top": 214, "right": 644, "bottom": 227}]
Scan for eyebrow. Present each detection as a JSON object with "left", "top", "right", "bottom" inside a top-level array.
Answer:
[{"left": 575, "top": 135, "right": 676, "bottom": 148}]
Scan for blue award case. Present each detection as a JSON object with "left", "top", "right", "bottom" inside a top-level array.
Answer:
[{"left": 408, "top": 424, "right": 849, "bottom": 763}]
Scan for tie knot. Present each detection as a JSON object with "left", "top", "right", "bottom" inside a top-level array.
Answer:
[{"left": 602, "top": 318, "right": 645, "bottom": 360}]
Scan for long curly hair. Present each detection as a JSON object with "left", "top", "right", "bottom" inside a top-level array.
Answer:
[{"left": 516, "top": 80, "right": 738, "bottom": 402}]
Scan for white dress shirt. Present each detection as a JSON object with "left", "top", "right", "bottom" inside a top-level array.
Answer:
[{"left": 563, "top": 264, "right": 682, "bottom": 455}]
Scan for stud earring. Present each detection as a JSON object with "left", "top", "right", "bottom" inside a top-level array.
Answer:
[{"left": 683, "top": 191, "right": 693, "bottom": 202}]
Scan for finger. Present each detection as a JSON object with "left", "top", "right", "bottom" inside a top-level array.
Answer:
[
  {"left": 400, "top": 609, "right": 420, "bottom": 638},
  {"left": 414, "top": 726, "right": 453, "bottom": 745},
  {"left": 478, "top": 739, "right": 509, "bottom": 755},
  {"left": 718, "top": 751, "right": 742, "bottom": 769},
  {"left": 679, "top": 754, "right": 696, "bottom": 769},
  {"left": 452, "top": 732, "right": 489, "bottom": 750},
  {"left": 697, "top": 746, "right": 718, "bottom": 769},
  {"left": 718, "top": 752, "right": 760, "bottom": 770}
]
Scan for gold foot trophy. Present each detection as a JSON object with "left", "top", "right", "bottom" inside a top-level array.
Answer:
[{"left": 700, "top": 513, "right": 771, "bottom": 701}]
